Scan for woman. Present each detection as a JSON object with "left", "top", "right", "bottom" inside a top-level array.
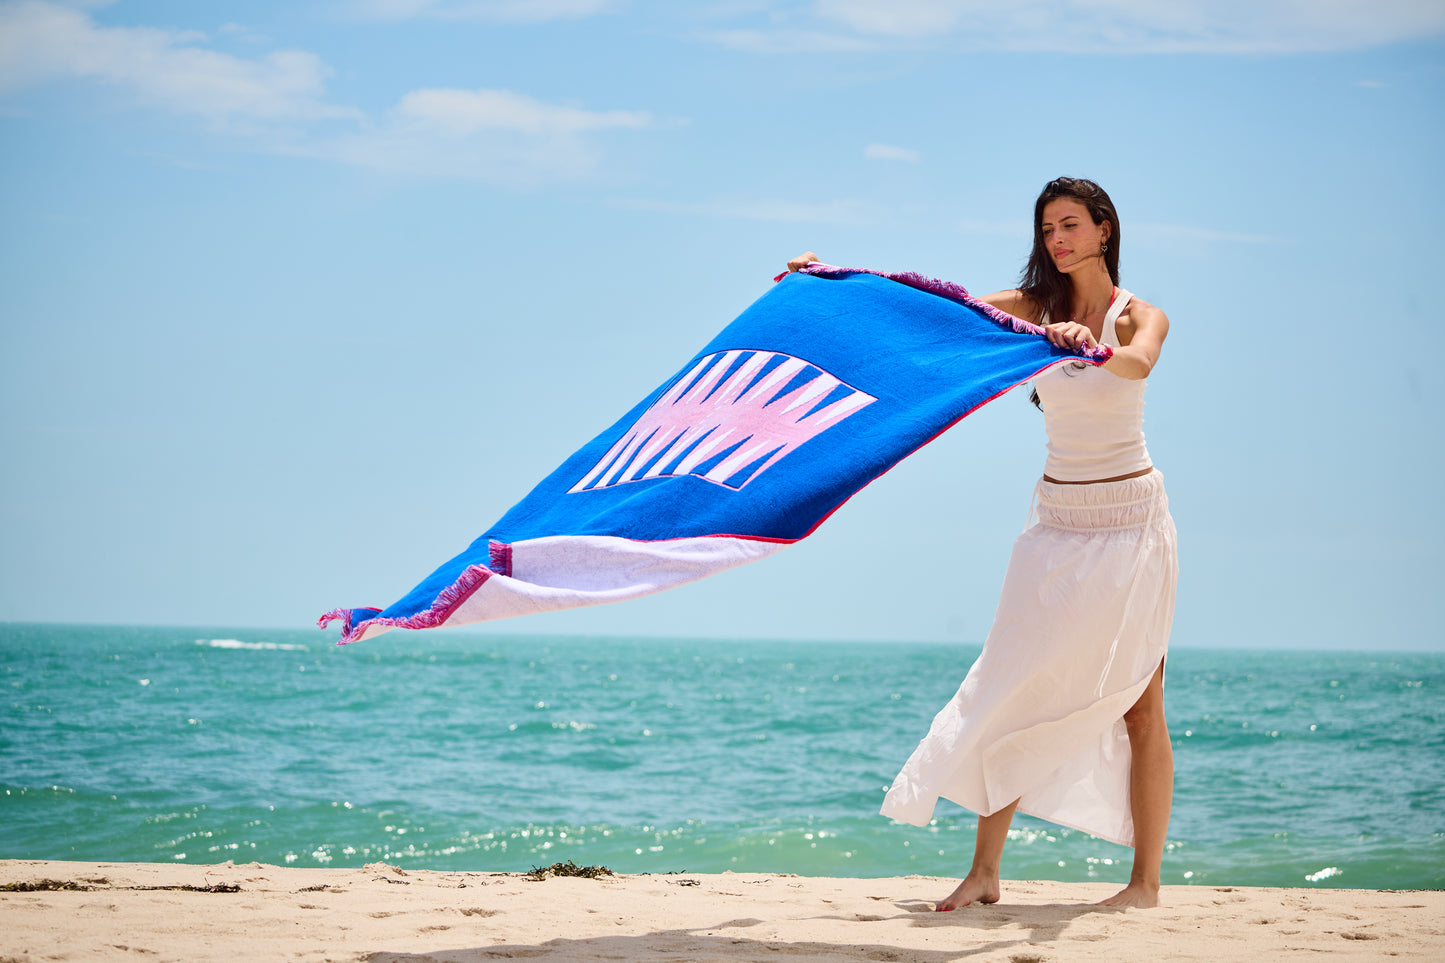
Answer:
[{"left": 787, "top": 177, "right": 1176, "bottom": 910}]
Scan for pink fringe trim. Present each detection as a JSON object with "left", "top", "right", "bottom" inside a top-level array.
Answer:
[
  {"left": 778, "top": 263, "right": 1113, "bottom": 364},
  {"left": 488, "top": 540, "right": 513, "bottom": 578},
  {"left": 317, "top": 563, "right": 497, "bottom": 645}
]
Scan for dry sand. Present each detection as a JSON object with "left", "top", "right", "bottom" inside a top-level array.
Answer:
[{"left": 2, "top": 859, "right": 1441, "bottom": 962}]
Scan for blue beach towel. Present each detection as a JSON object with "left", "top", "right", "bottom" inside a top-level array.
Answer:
[{"left": 319, "top": 265, "right": 1111, "bottom": 644}]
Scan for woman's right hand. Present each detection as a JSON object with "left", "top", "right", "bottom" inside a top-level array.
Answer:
[
  {"left": 785, "top": 252, "right": 820, "bottom": 273},
  {"left": 1043, "top": 320, "right": 1098, "bottom": 352}
]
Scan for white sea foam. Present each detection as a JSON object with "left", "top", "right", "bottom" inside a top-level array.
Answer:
[{"left": 195, "top": 639, "right": 307, "bottom": 652}]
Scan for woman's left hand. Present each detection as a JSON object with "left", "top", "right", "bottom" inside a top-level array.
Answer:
[
  {"left": 1043, "top": 321, "right": 1097, "bottom": 352},
  {"left": 785, "top": 251, "right": 820, "bottom": 273}
]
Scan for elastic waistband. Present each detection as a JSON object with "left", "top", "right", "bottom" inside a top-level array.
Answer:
[
  {"left": 1032, "top": 470, "right": 1168, "bottom": 533},
  {"left": 1038, "top": 469, "right": 1163, "bottom": 505}
]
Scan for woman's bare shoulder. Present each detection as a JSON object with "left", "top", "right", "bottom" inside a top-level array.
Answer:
[
  {"left": 979, "top": 288, "right": 1042, "bottom": 323},
  {"left": 1115, "top": 295, "right": 1170, "bottom": 351},
  {"left": 1121, "top": 296, "right": 1169, "bottom": 329}
]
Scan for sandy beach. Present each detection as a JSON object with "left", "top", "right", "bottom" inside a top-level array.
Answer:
[{"left": 2, "top": 859, "right": 1441, "bottom": 962}]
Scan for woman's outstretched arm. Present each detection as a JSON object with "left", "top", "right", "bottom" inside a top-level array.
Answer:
[
  {"left": 1032, "top": 298, "right": 1169, "bottom": 379},
  {"left": 980, "top": 289, "right": 1041, "bottom": 325},
  {"left": 1101, "top": 299, "right": 1169, "bottom": 380}
]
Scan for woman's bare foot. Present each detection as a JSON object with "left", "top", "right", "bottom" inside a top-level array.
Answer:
[
  {"left": 936, "top": 871, "right": 1001, "bottom": 911},
  {"left": 1097, "top": 881, "right": 1160, "bottom": 908}
]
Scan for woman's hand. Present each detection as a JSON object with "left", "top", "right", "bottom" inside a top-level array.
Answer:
[
  {"left": 1043, "top": 321, "right": 1098, "bottom": 352},
  {"left": 785, "top": 251, "right": 820, "bottom": 273}
]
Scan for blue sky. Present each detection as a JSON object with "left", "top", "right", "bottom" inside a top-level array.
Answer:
[{"left": 2, "top": 0, "right": 1442, "bottom": 650}]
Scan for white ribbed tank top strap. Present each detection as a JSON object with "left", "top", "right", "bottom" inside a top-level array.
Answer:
[{"left": 1101, "top": 288, "right": 1133, "bottom": 347}]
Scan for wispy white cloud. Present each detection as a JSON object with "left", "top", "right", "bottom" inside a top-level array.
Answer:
[
  {"left": 613, "top": 195, "right": 879, "bottom": 224},
  {"left": 958, "top": 217, "right": 1030, "bottom": 239},
  {"left": 0, "top": 0, "right": 353, "bottom": 124},
  {"left": 1131, "top": 222, "right": 1276, "bottom": 244},
  {"left": 0, "top": 1, "right": 659, "bottom": 184},
  {"left": 864, "top": 143, "right": 919, "bottom": 162},
  {"left": 216, "top": 22, "right": 273, "bottom": 45},
  {"left": 752, "top": 0, "right": 1445, "bottom": 54},
  {"left": 816, "top": 0, "right": 964, "bottom": 38},
  {"left": 305, "top": 88, "right": 655, "bottom": 184},
  {"left": 340, "top": 0, "right": 615, "bottom": 22},
  {"left": 700, "top": 27, "right": 877, "bottom": 53},
  {"left": 394, "top": 87, "right": 650, "bottom": 135}
]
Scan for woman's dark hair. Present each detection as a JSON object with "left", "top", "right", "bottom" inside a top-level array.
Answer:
[
  {"left": 1022, "top": 177, "right": 1120, "bottom": 410},
  {"left": 1019, "top": 176, "right": 1121, "bottom": 326}
]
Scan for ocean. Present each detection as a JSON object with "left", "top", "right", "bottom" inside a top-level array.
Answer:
[{"left": 2, "top": 623, "right": 1440, "bottom": 891}]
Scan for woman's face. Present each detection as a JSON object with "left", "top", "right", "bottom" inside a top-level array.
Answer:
[{"left": 1040, "top": 197, "right": 1109, "bottom": 275}]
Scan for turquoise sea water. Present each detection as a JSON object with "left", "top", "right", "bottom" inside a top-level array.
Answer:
[{"left": 2, "top": 623, "right": 1441, "bottom": 890}]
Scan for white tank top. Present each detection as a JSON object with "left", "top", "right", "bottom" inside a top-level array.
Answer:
[{"left": 1033, "top": 288, "right": 1153, "bottom": 482}]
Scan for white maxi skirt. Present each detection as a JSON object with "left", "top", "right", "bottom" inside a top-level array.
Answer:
[{"left": 880, "top": 471, "right": 1177, "bottom": 847}]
